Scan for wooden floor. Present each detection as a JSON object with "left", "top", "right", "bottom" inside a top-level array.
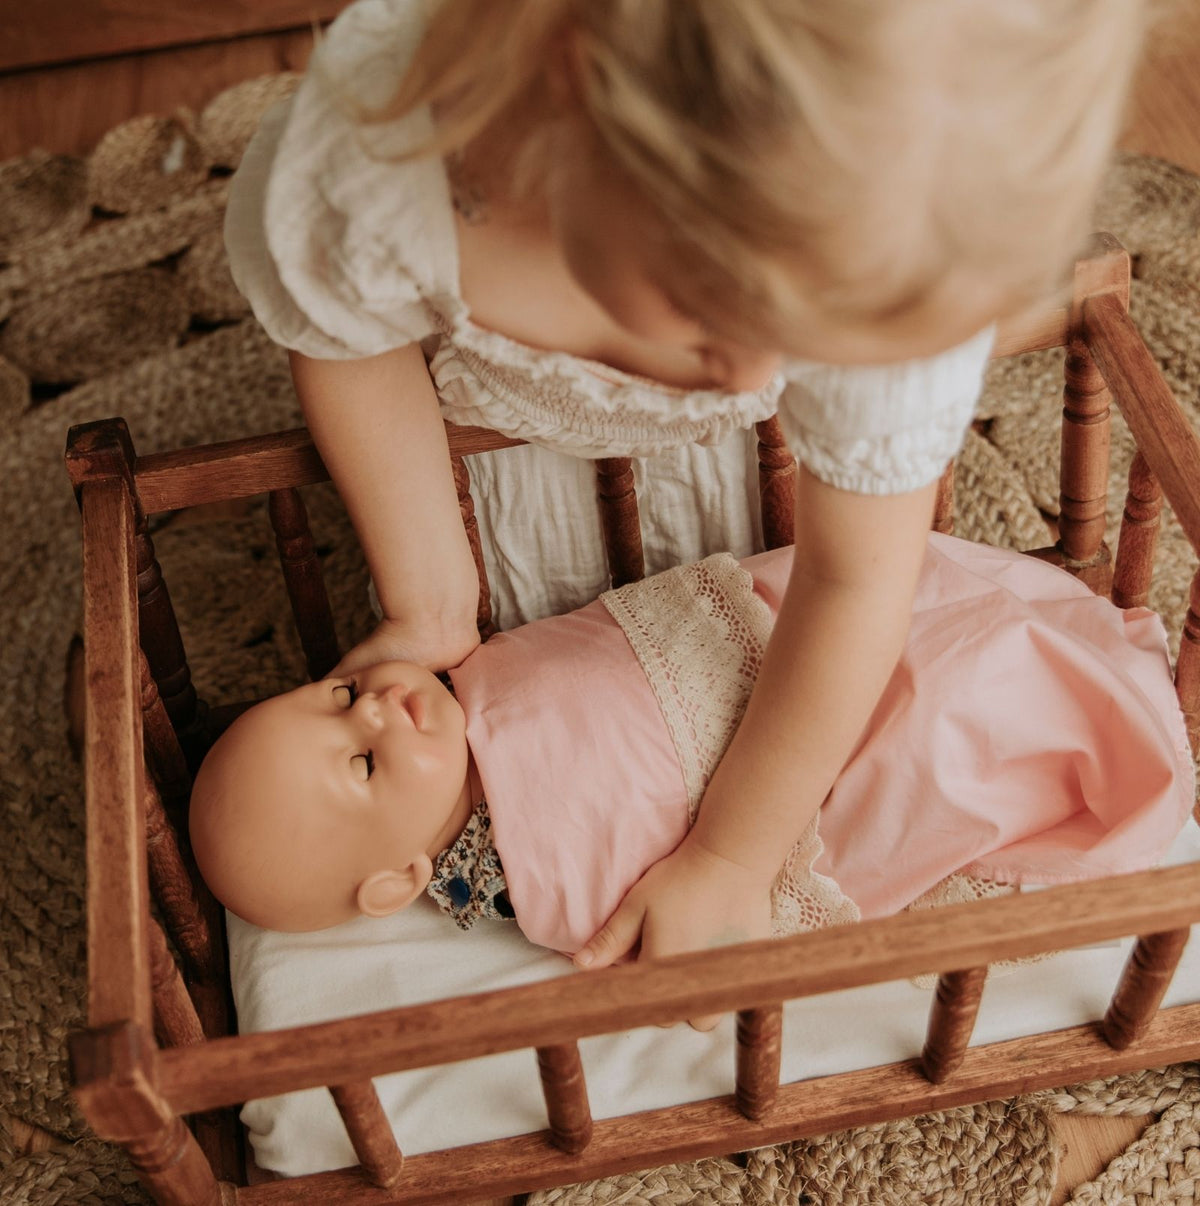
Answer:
[{"left": 3, "top": 3, "right": 1199, "bottom": 1202}]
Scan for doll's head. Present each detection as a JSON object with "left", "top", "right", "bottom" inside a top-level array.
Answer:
[
  {"left": 366, "top": 0, "right": 1148, "bottom": 366},
  {"left": 189, "top": 661, "right": 477, "bottom": 932}
]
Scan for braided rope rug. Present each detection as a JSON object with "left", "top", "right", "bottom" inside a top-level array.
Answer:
[{"left": 0, "top": 79, "right": 1198, "bottom": 1204}]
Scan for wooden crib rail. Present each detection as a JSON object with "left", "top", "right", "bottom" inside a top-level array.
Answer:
[
  {"left": 153, "top": 863, "right": 1200, "bottom": 1117},
  {"left": 1086, "top": 292, "right": 1200, "bottom": 556}
]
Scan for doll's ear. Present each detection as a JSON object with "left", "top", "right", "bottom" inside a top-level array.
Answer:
[{"left": 355, "top": 855, "right": 434, "bottom": 919}]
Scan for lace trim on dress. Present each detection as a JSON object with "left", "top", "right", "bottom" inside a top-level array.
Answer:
[{"left": 600, "top": 554, "right": 861, "bottom": 936}]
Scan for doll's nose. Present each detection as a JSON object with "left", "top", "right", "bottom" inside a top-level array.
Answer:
[{"left": 355, "top": 684, "right": 406, "bottom": 729}]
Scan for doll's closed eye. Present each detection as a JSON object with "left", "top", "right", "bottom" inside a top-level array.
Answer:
[
  {"left": 332, "top": 680, "right": 359, "bottom": 707},
  {"left": 351, "top": 751, "right": 375, "bottom": 782}
]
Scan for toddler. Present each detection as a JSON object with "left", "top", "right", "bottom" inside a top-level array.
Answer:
[{"left": 224, "top": 0, "right": 1151, "bottom": 1023}]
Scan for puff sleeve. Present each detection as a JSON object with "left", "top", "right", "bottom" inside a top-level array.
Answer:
[
  {"left": 223, "top": 0, "right": 461, "bottom": 360},
  {"left": 777, "top": 325, "right": 995, "bottom": 495}
]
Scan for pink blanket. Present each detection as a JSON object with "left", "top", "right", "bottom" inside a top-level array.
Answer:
[{"left": 448, "top": 535, "right": 1193, "bottom": 954}]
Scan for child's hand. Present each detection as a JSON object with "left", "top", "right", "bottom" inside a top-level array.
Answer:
[
  {"left": 331, "top": 616, "right": 480, "bottom": 678},
  {"left": 573, "top": 836, "right": 773, "bottom": 1031}
]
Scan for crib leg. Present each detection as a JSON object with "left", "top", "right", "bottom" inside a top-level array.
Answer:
[{"left": 71, "top": 1021, "right": 233, "bottom": 1206}]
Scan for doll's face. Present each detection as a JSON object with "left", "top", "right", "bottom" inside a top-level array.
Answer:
[{"left": 189, "top": 661, "right": 474, "bottom": 932}]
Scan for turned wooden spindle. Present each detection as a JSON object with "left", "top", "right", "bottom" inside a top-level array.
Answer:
[
  {"left": 269, "top": 487, "right": 341, "bottom": 680},
  {"left": 755, "top": 417, "right": 796, "bottom": 549},
  {"left": 452, "top": 454, "right": 497, "bottom": 640},
  {"left": 932, "top": 460, "right": 956, "bottom": 536},
  {"left": 1175, "top": 570, "right": 1200, "bottom": 771},
  {"left": 536, "top": 1042, "right": 593, "bottom": 1154},
  {"left": 138, "top": 650, "right": 191, "bottom": 818},
  {"left": 1057, "top": 337, "right": 1113, "bottom": 587},
  {"left": 71, "top": 1022, "right": 228, "bottom": 1206},
  {"left": 920, "top": 966, "right": 988, "bottom": 1083},
  {"left": 735, "top": 1004, "right": 783, "bottom": 1121},
  {"left": 1111, "top": 451, "right": 1163, "bottom": 610},
  {"left": 329, "top": 1081, "right": 405, "bottom": 1189},
  {"left": 144, "top": 775, "right": 217, "bottom": 981},
  {"left": 596, "top": 457, "right": 645, "bottom": 587},
  {"left": 135, "top": 516, "right": 206, "bottom": 747},
  {"left": 1102, "top": 928, "right": 1190, "bottom": 1050},
  {"left": 148, "top": 917, "right": 206, "bottom": 1050}
]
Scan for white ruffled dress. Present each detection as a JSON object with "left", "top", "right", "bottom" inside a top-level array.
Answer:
[{"left": 223, "top": 0, "right": 995, "bottom": 627}]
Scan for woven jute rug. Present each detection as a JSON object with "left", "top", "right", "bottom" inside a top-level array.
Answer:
[{"left": 1, "top": 78, "right": 1198, "bottom": 1205}]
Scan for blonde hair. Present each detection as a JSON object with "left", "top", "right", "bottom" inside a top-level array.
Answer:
[{"left": 364, "top": 0, "right": 1152, "bottom": 347}]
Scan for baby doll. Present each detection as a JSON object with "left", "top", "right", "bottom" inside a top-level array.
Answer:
[{"left": 190, "top": 536, "right": 1193, "bottom": 955}]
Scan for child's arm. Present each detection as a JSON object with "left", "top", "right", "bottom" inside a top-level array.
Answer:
[
  {"left": 290, "top": 345, "right": 481, "bottom": 675},
  {"left": 575, "top": 465, "right": 939, "bottom": 1027}
]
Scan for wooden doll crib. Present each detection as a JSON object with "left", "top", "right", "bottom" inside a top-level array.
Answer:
[{"left": 64, "top": 233, "right": 1200, "bottom": 1206}]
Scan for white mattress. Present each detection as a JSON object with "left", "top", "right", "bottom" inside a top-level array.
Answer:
[{"left": 231, "top": 822, "right": 1200, "bottom": 1177}]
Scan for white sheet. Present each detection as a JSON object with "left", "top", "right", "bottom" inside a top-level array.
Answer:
[{"left": 231, "top": 822, "right": 1200, "bottom": 1177}]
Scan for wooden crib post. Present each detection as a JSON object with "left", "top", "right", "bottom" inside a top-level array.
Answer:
[
  {"left": 71, "top": 1022, "right": 231, "bottom": 1206},
  {"left": 735, "top": 1004, "right": 783, "bottom": 1120},
  {"left": 1102, "top": 928, "right": 1191, "bottom": 1050},
  {"left": 329, "top": 1081, "right": 406, "bottom": 1188},
  {"left": 919, "top": 966, "right": 988, "bottom": 1083},
  {"left": 452, "top": 453, "right": 497, "bottom": 640},
  {"left": 536, "top": 1042, "right": 593, "bottom": 1154},
  {"left": 1043, "top": 237, "right": 1130, "bottom": 594},
  {"left": 755, "top": 417, "right": 796, "bottom": 550},
  {"left": 66, "top": 418, "right": 207, "bottom": 762},
  {"left": 1111, "top": 451, "right": 1163, "bottom": 609},
  {"left": 596, "top": 457, "right": 645, "bottom": 587},
  {"left": 268, "top": 487, "right": 341, "bottom": 680}
]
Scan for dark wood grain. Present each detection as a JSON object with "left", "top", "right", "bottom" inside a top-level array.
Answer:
[
  {"left": 1103, "top": 928, "right": 1191, "bottom": 1050},
  {"left": 735, "top": 1005, "right": 782, "bottom": 1121},
  {"left": 0, "top": 0, "right": 343, "bottom": 72},
  {"left": 329, "top": 1082, "right": 405, "bottom": 1189},
  {"left": 535, "top": 1044, "right": 593, "bottom": 1154},
  {"left": 81, "top": 480, "right": 152, "bottom": 1034},
  {"left": 596, "top": 458, "right": 645, "bottom": 587},
  {"left": 920, "top": 967, "right": 988, "bottom": 1083},
  {"left": 754, "top": 417, "right": 795, "bottom": 549}
]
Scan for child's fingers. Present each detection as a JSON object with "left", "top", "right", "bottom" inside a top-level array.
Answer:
[{"left": 574, "top": 901, "right": 643, "bottom": 970}]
